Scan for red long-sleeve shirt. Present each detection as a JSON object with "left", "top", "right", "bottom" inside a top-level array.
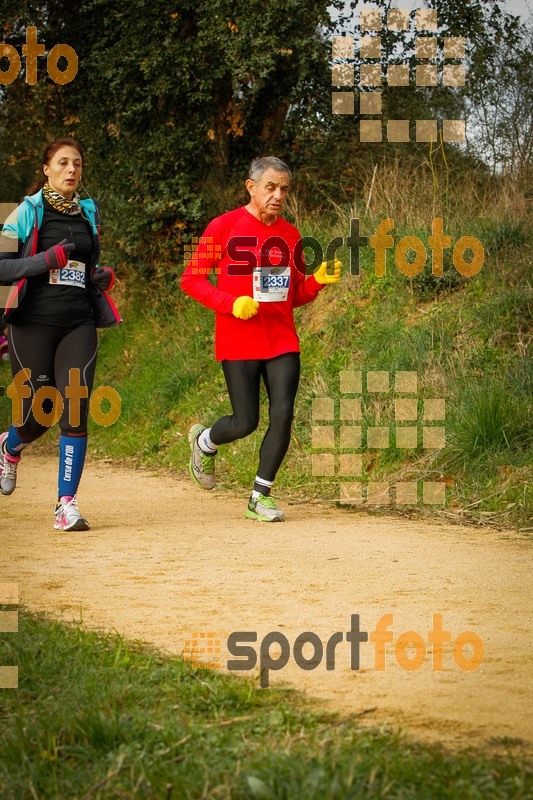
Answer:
[{"left": 180, "top": 206, "right": 323, "bottom": 360}]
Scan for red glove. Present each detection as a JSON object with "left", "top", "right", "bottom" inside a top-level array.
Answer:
[
  {"left": 44, "top": 239, "right": 75, "bottom": 269},
  {"left": 92, "top": 267, "right": 115, "bottom": 290}
]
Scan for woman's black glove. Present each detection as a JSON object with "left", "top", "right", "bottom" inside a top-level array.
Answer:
[
  {"left": 44, "top": 239, "right": 75, "bottom": 269},
  {"left": 91, "top": 267, "right": 115, "bottom": 290},
  {"left": 0, "top": 238, "right": 75, "bottom": 282}
]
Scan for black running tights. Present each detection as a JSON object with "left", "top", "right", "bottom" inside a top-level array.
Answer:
[
  {"left": 7, "top": 322, "right": 98, "bottom": 442},
  {"left": 210, "top": 352, "right": 301, "bottom": 483}
]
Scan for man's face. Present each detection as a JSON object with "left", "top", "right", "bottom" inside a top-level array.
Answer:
[{"left": 246, "top": 168, "right": 290, "bottom": 218}]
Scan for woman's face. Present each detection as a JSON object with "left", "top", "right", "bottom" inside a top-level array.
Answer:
[{"left": 43, "top": 145, "right": 82, "bottom": 200}]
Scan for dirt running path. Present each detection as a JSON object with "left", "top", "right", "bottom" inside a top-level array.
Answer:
[{"left": 1, "top": 456, "right": 531, "bottom": 749}]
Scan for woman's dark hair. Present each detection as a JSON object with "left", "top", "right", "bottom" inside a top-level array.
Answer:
[{"left": 27, "top": 137, "right": 84, "bottom": 195}]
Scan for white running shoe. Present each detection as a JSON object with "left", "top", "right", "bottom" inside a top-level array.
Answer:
[
  {"left": 188, "top": 423, "right": 217, "bottom": 490},
  {"left": 54, "top": 495, "right": 90, "bottom": 531},
  {"left": 0, "top": 432, "right": 21, "bottom": 496},
  {"left": 245, "top": 493, "right": 285, "bottom": 522}
]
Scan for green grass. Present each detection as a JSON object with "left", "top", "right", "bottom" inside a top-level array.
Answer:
[
  {"left": 450, "top": 383, "right": 531, "bottom": 465},
  {"left": 0, "top": 611, "right": 531, "bottom": 799}
]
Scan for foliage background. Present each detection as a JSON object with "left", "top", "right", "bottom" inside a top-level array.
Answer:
[{"left": 0, "top": 0, "right": 530, "bottom": 271}]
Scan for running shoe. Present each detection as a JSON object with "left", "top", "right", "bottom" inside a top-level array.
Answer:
[
  {"left": 54, "top": 495, "right": 90, "bottom": 532},
  {"left": 245, "top": 493, "right": 285, "bottom": 522},
  {"left": 188, "top": 423, "right": 217, "bottom": 490},
  {"left": 0, "top": 432, "right": 20, "bottom": 496}
]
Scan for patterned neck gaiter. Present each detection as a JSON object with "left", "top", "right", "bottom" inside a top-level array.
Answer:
[{"left": 43, "top": 182, "right": 81, "bottom": 215}]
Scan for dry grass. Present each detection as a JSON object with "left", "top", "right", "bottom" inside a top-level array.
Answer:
[{"left": 321, "top": 153, "right": 531, "bottom": 230}]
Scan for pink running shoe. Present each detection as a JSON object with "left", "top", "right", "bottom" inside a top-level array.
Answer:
[
  {"left": 54, "top": 495, "right": 90, "bottom": 531},
  {"left": 0, "top": 432, "right": 21, "bottom": 496}
]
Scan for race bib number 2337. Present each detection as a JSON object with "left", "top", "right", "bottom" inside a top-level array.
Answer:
[{"left": 253, "top": 266, "right": 290, "bottom": 302}]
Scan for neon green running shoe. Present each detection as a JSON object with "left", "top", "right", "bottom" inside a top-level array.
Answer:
[
  {"left": 188, "top": 424, "right": 216, "bottom": 490},
  {"left": 245, "top": 493, "right": 285, "bottom": 522}
]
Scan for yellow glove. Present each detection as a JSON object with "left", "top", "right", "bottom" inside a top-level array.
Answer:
[
  {"left": 314, "top": 259, "right": 342, "bottom": 285},
  {"left": 232, "top": 295, "right": 259, "bottom": 320}
]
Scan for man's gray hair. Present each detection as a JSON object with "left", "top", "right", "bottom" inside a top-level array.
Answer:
[{"left": 249, "top": 156, "right": 291, "bottom": 182}]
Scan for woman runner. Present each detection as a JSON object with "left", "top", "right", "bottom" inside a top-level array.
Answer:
[{"left": 0, "top": 137, "right": 121, "bottom": 530}]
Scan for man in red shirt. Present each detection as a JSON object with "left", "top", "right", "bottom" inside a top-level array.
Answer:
[{"left": 181, "top": 156, "right": 340, "bottom": 521}]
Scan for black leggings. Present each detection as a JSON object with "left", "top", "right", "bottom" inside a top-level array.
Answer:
[
  {"left": 7, "top": 322, "right": 98, "bottom": 442},
  {"left": 210, "top": 352, "right": 301, "bottom": 482}
]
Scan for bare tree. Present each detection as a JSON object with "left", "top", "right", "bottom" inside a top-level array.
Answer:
[{"left": 466, "top": 21, "right": 533, "bottom": 181}]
